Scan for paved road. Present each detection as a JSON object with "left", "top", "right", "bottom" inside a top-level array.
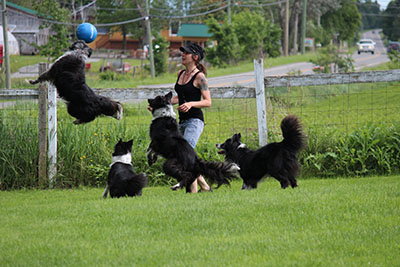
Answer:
[
  {"left": 12, "top": 30, "right": 389, "bottom": 87},
  {"left": 143, "top": 30, "right": 389, "bottom": 88}
]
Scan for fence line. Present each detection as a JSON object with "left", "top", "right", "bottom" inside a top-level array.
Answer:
[
  {"left": 1, "top": 69, "right": 400, "bottom": 186},
  {"left": 264, "top": 70, "right": 400, "bottom": 87}
]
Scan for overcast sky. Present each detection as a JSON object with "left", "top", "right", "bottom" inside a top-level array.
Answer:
[{"left": 377, "top": 0, "right": 391, "bottom": 9}]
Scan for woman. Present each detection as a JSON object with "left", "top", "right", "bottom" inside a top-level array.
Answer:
[{"left": 170, "top": 42, "right": 212, "bottom": 193}]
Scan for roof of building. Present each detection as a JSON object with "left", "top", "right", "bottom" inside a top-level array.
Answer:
[
  {"left": 177, "top": 24, "right": 212, "bottom": 38},
  {"left": 6, "top": 1, "right": 38, "bottom": 16}
]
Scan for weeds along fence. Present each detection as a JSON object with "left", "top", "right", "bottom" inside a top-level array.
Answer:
[{"left": 1, "top": 66, "right": 400, "bottom": 189}]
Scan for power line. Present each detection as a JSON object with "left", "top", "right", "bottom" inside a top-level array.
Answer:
[
  {"left": 35, "top": 0, "right": 285, "bottom": 27},
  {"left": 234, "top": 0, "right": 285, "bottom": 8},
  {"left": 152, "top": 4, "right": 228, "bottom": 19}
]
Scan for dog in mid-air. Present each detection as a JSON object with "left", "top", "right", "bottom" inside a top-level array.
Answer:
[
  {"left": 216, "top": 115, "right": 306, "bottom": 190},
  {"left": 102, "top": 139, "right": 148, "bottom": 198},
  {"left": 146, "top": 92, "right": 239, "bottom": 192},
  {"left": 29, "top": 40, "right": 123, "bottom": 124}
]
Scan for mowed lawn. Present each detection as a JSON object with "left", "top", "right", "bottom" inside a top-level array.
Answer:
[{"left": 1, "top": 176, "right": 399, "bottom": 266}]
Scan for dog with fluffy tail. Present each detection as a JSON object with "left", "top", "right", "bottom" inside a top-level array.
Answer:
[
  {"left": 147, "top": 92, "right": 239, "bottom": 192},
  {"left": 29, "top": 40, "right": 122, "bottom": 124},
  {"left": 217, "top": 115, "right": 306, "bottom": 190}
]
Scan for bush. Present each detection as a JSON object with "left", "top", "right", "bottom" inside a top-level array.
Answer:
[{"left": 1, "top": 102, "right": 400, "bottom": 190}]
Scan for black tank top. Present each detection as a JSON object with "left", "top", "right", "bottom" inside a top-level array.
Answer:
[{"left": 174, "top": 70, "right": 204, "bottom": 122}]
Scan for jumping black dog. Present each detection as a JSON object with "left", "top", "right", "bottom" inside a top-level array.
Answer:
[
  {"left": 29, "top": 40, "right": 122, "bottom": 124},
  {"left": 147, "top": 92, "right": 239, "bottom": 192}
]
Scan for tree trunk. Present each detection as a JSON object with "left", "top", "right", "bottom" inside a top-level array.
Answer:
[{"left": 293, "top": 12, "right": 298, "bottom": 54}]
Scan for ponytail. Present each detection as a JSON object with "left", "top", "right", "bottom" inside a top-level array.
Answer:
[{"left": 195, "top": 58, "right": 207, "bottom": 76}]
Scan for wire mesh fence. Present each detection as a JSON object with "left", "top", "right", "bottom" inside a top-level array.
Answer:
[{"left": 1, "top": 69, "right": 400, "bottom": 189}]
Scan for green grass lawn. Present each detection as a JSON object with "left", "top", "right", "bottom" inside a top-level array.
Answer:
[{"left": 1, "top": 176, "right": 399, "bottom": 266}]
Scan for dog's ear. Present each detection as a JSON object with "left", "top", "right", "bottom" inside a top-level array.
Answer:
[
  {"left": 127, "top": 139, "right": 133, "bottom": 147},
  {"left": 69, "top": 43, "right": 76, "bottom": 50},
  {"left": 233, "top": 133, "right": 241, "bottom": 141},
  {"left": 165, "top": 92, "right": 173, "bottom": 100}
]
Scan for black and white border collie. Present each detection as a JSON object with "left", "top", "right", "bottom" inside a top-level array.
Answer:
[
  {"left": 216, "top": 115, "right": 306, "bottom": 190},
  {"left": 102, "top": 139, "right": 148, "bottom": 198},
  {"left": 29, "top": 40, "right": 123, "bottom": 124},
  {"left": 147, "top": 92, "right": 239, "bottom": 192}
]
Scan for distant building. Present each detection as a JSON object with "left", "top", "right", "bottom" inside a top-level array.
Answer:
[
  {"left": 1, "top": 2, "right": 49, "bottom": 55},
  {"left": 91, "top": 23, "right": 213, "bottom": 58},
  {"left": 162, "top": 23, "right": 212, "bottom": 57}
]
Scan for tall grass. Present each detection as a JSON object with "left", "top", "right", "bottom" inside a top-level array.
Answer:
[
  {"left": 0, "top": 177, "right": 399, "bottom": 266},
  {"left": 1, "top": 101, "right": 400, "bottom": 189}
]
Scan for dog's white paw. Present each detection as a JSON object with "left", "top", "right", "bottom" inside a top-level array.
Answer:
[
  {"left": 114, "top": 103, "right": 123, "bottom": 120},
  {"left": 170, "top": 183, "right": 181, "bottom": 191},
  {"left": 229, "top": 163, "right": 240, "bottom": 172}
]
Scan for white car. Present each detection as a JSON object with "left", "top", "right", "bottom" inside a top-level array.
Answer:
[{"left": 357, "top": 39, "right": 375, "bottom": 54}]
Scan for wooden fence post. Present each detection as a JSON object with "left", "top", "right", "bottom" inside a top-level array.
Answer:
[
  {"left": 254, "top": 57, "right": 268, "bottom": 146},
  {"left": 38, "top": 63, "right": 47, "bottom": 187},
  {"left": 48, "top": 83, "right": 57, "bottom": 187}
]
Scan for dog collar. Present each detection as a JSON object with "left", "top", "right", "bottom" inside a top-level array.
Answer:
[
  {"left": 152, "top": 106, "right": 176, "bottom": 120},
  {"left": 110, "top": 154, "right": 132, "bottom": 167},
  {"left": 238, "top": 143, "right": 247, "bottom": 149}
]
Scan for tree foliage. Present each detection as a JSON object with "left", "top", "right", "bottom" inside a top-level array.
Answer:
[
  {"left": 321, "top": 0, "right": 361, "bottom": 42},
  {"left": 205, "top": 18, "right": 239, "bottom": 68},
  {"left": 382, "top": 0, "right": 400, "bottom": 41},
  {"left": 206, "top": 10, "right": 281, "bottom": 68},
  {"left": 152, "top": 35, "right": 169, "bottom": 75},
  {"left": 357, "top": 0, "right": 382, "bottom": 30},
  {"left": 232, "top": 10, "right": 281, "bottom": 59},
  {"left": 32, "top": 0, "right": 70, "bottom": 60},
  {"left": 96, "top": 0, "right": 144, "bottom": 50},
  {"left": 310, "top": 44, "right": 354, "bottom": 73}
]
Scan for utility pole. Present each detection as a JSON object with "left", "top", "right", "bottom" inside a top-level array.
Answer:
[
  {"left": 228, "top": 0, "right": 231, "bottom": 24},
  {"left": 284, "top": 0, "right": 289, "bottom": 57},
  {"left": 2, "top": 0, "right": 11, "bottom": 89},
  {"left": 301, "top": 0, "right": 307, "bottom": 54},
  {"left": 145, "top": 0, "right": 155, "bottom": 78}
]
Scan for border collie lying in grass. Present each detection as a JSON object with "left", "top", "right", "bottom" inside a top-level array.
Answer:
[
  {"left": 216, "top": 115, "right": 306, "bottom": 190},
  {"left": 102, "top": 139, "right": 147, "bottom": 198},
  {"left": 29, "top": 40, "right": 122, "bottom": 124},
  {"left": 147, "top": 92, "right": 239, "bottom": 192}
]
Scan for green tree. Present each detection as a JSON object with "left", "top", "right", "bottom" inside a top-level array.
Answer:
[
  {"left": 205, "top": 17, "right": 239, "bottom": 68},
  {"left": 321, "top": 0, "right": 361, "bottom": 42},
  {"left": 152, "top": 35, "right": 169, "bottom": 75},
  {"left": 96, "top": 0, "right": 143, "bottom": 51},
  {"left": 232, "top": 10, "right": 281, "bottom": 59},
  {"left": 32, "top": 0, "right": 70, "bottom": 60},
  {"left": 382, "top": 0, "right": 400, "bottom": 41},
  {"left": 357, "top": 0, "right": 382, "bottom": 30}
]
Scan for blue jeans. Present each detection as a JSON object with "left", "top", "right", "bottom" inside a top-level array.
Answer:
[{"left": 179, "top": 118, "right": 204, "bottom": 149}]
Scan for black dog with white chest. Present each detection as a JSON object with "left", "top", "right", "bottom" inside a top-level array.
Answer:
[
  {"left": 103, "top": 139, "right": 148, "bottom": 198},
  {"left": 29, "top": 40, "right": 123, "bottom": 124},
  {"left": 147, "top": 92, "right": 239, "bottom": 192},
  {"left": 216, "top": 115, "right": 306, "bottom": 190}
]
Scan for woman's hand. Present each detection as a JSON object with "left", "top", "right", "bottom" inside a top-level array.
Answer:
[{"left": 177, "top": 102, "right": 192, "bottom": 113}]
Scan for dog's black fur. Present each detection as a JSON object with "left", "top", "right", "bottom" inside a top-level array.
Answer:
[
  {"left": 147, "top": 92, "right": 239, "bottom": 192},
  {"left": 216, "top": 115, "right": 306, "bottom": 190},
  {"left": 29, "top": 40, "right": 123, "bottom": 124},
  {"left": 102, "top": 139, "right": 148, "bottom": 198}
]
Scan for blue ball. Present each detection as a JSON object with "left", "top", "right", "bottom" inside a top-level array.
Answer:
[{"left": 76, "top": 23, "right": 97, "bottom": 43}]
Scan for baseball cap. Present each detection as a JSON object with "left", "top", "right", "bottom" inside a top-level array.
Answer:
[{"left": 179, "top": 42, "right": 205, "bottom": 60}]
